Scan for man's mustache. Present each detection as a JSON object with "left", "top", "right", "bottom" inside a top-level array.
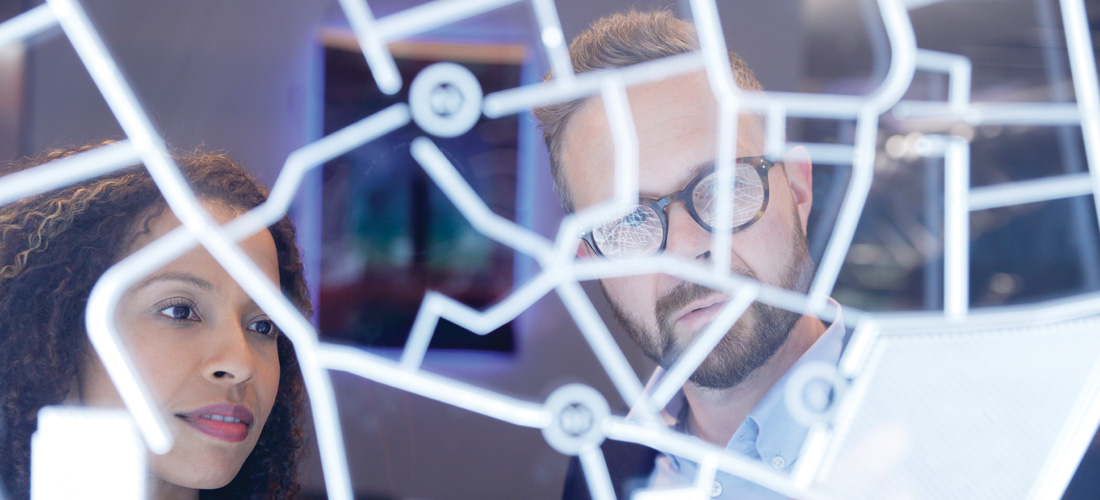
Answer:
[{"left": 654, "top": 281, "right": 720, "bottom": 330}]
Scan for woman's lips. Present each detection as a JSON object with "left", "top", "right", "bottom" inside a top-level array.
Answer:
[{"left": 176, "top": 404, "right": 254, "bottom": 443}]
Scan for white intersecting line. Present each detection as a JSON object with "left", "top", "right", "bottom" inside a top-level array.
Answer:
[
  {"left": 822, "top": 0, "right": 1100, "bottom": 492},
  {"left": 6, "top": 0, "right": 1100, "bottom": 497},
  {"left": 0, "top": 4, "right": 58, "bottom": 48},
  {"left": 882, "top": 0, "right": 1100, "bottom": 320},
  {"left": 943, "top": 137, "right": 970, "bottom": 319},
  {"left": 4, "top": 0, "right": 364, "bottom": 498},
  {"left": 577, "top": 444, "right": 616, "bottom": 500},
  {"left": 404, "top": 136, "right": 665, "bottom": 431},
  {"left": 0, "top": 140, "right": 140, "bottom": 206},
  {"left": 603, "top": 416, "right": 832, "bottom": 500},
  {"left": 648, "top": 289, "right": 758, "bottom": 410},
  {"left": 336, "top": 0, "right": 572, "bottom": 95}
]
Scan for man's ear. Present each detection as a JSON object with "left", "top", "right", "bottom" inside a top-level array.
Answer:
[{"left": 782, "top": 145, "right": 814, "bottom": 232}]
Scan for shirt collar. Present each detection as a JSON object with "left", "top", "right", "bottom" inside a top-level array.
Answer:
[
  {"left": 628, "top": 300, "right": 846, "bottom": 468},
  {"left": 748, "top": 301, "right": 845, "bottom": 467}
]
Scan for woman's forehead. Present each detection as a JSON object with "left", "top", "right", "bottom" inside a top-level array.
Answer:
[{"left": 126, "top": 203, "right": 280, "bottom": 290}]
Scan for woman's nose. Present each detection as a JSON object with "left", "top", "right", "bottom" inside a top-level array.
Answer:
[{"left": 202, "top": 325, "right": 257, "bottom": 384}]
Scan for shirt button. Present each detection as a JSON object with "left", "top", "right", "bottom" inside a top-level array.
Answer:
[
  {"left": 710, "top": 480, "right": 723, "bottom": 497},
  {"left": 771, "top": 455, "right": 787, "bottom": 470}
]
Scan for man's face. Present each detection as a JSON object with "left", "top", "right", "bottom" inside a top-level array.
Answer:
[{"left": 559, "top": 72, "right": 816, "bottom": 389}]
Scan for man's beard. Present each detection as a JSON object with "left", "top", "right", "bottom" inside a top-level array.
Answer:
[{"left": 605, "top": 214, "right": 815, "bottom": 390}]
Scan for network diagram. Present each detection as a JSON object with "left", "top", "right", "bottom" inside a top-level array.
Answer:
[{"left": 1, "top": 0, "right": 1099, "bottom": 498}]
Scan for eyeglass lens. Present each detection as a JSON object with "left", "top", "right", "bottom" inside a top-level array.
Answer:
[{"left": 590, "top": 163, "right": 766, "bottom": 258}]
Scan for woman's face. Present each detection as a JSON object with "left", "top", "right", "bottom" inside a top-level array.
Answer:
[{"left": 79, "top": 202, "right": 282, "bottom": 496}]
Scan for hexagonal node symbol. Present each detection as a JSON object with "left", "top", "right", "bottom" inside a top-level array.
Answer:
[
  {"left": 410, "top": 62, "right": 484, "bottom": 138},
  {"left": 542, "top": 384, "right": 611, "bottom": 456}
]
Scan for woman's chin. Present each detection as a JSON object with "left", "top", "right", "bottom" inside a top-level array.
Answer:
[{"left": 149, "top": 455, "right": 245, "bottom": 493}]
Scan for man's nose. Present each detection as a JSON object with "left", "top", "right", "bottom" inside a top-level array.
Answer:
[
  {"left": 202, "top": 324, "right": 258, "bottom": 385},
  {"left": 663, "top": 203, "right": 712, "bottom": 261}
]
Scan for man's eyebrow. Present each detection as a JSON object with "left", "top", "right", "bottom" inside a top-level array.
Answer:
[
  {"left": 132, "top": 272, "right": 214, "bottom": 293},
  {"left": 639, "top": 161, "right": 716, "bottom": 198},
  {"left": 686, "top": 160, "right": 714, "bottom": 180}
]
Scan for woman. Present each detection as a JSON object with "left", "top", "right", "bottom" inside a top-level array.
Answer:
[{"left": 0, "top": 143, "right": 308, "bottom": 499}]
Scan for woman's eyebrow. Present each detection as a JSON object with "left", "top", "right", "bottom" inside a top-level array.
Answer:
[{"left": 133, "top": 272, "right": 214, "bottom": 292}]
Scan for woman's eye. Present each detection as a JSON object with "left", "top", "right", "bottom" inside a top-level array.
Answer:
[
  {"left": 159, "top": 304, "right": 197, "bottom": 321},
  {"left": 249, "top": 320, "right": 278, "bottom": 337}
]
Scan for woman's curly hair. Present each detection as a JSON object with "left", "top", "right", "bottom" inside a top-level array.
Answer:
[{"left": 0, "top": 142, "right": 309, "bottom": 499}]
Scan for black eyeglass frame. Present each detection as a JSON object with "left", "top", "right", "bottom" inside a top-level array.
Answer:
[{"left": 580, "top": 156, "right": 781, "bottom": 259}]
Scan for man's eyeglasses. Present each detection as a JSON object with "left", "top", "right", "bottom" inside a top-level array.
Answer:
[{"left": 580, "top": 156, "right": 780, "bottom": 259}]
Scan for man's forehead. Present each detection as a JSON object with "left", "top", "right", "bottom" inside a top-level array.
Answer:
[{"left": 560, "top": 74, "right": 764, "bottom": 205}]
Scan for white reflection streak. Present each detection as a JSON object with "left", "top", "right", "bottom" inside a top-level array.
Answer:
[
  {"left": 892, "top": 101, "right": 1081, "bottom": 124},
  {"left": 320, "top": 344, "right": 552, "bottom": 428},
  {"left": 85, "top": 222, "right": 357, "bottom": 500},
  {"left": 944, "top": 138, "right": 970, "bottom": 319},
  {"left": 788, "top": 143, "right": 856, "bottom": 166},
  {"left": 267, "top": 104, "right": 410, "bottom": 214},
  {"left": 969, "top": 172, "right": 1093, "bottom": 211},
  {"left": 649, "top": 288, "right": 759, "bottom": 409},
  {"left": 529, "top": 0, "right": 572, "bottom": 83},
  {"left": 227, "top": 104, "right": 409, "bottom": 245},
  {"left": 578, "top": 444, "right": 616, "bottom": 500},
  {"left": 0, "top": 4, "right": 57, "bottom": 47},
  {"left": 767, "top": 104, "right": 787, "bottom": 158},
  {"left": 400, "top": 271, "right": 558, "bottom": 371},
  {"left": 47, "top": 0, "right": 198, "bottom": 454},
  {"left": 411, "top": 137, "right": 552, "bottom": 261},
  {"left": 601, "top": 78, "right": 639, "bottom": 211},
  {"left": 0, "top": 140, "right": 139, "bottom": 206},
  {"left": 1060, "top": 0, "right": 1100, "bottom": 237},
  {"left": 14, "top": 0, "right": 1100, "bottom": 495},
  {"left": 688, "top": 0, "right": 738, "bottom": 275},
  {"left": 569, "top": 256, "right": 852, "bottom": 329},
  {"left": 809, "top": 0, "right": 917, "bottom": 306},
  {"left": 791, "top": 424, "right": 832, "bottom": 487},
  {"left": 84, "top": 228, "right": 192, "bottom": 454},
  {"left": 482, "top": 52, "right": 707, "bottom": 118},
  {"left": 604, "top": 417, "right": 833, "bottom": 500},
  {"left": 336, "top": 0, "right": 400, "bottom": 94},
  {"left": 810, "top": 109, "right": 878, "bottom": 308},
  {"left": 693, "top": 454, "right": 720, "bottom": 499},
  {"left": 374, "top": 0, "right": 519, "bottom": 41},
  {"left": 549, "top": 77, "right": 644, "bottom": 267},
  {"left": 556, "top": 278, "right": 658, "bottom": 425},
  {"left": 913, "top": 49, "right": 971, "bottom": 112},
  {"left": 48, "top": 0, "right": 355, "bottom": 497}
]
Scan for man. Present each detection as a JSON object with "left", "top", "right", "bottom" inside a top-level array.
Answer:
[{"left": 533, "top": 10, "right": 846, "bottom": 499}]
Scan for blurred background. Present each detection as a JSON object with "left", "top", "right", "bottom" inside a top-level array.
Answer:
[{"left": 1, "top": 0, "right": 1099, "bottom": 498}]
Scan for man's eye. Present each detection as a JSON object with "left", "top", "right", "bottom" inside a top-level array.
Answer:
[
  {"left": 159, "top": 304, "right": 197, "bottom": 321},
  {"left": 249, "top": 320, "right": 278, "bottom": 337},
  {"left": 618, "top": 208, "right": 651, "bottom": 228}
]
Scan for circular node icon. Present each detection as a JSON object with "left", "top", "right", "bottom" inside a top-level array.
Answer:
[
  {"left": 541, "top": 384, "right": 610, "bottom": 455},
  {"left": 409, "top": 62, "right": 483, "bottom": 138},
  {"left": 784, "top": 361, "right": 846, "bottom": 427}
]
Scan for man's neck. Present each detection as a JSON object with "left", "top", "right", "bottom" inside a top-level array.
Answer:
[{"left": 681, "top": 314, "right": 826, "bottom": 446}]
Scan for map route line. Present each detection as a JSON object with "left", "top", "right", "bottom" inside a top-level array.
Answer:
[
  {"left": 0, "top": 140, "right": 139, "bottom": 206},
  {"left": 319, "top": 343, "right": 553, "bottom": 429},
  {"left": 0, "top": 4, "right": 57, "bottom": 47},
  {"left": 603, "top": 416, "right": 834, "bottom": 500},
  {"left": 6, "top": 0, "right": 1100, "bottom": 497},
  {"left": 44, "top": 0, "right": 357, "bottom": 495}
]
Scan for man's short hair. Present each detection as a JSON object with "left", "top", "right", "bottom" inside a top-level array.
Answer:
[{"left": 532, "top": 9, "right": 765, "bottom": 212}]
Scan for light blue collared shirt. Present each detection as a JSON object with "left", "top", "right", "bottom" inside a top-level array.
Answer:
[{"left": 641, "top": 304, "right": 846, "bottom": 498}]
